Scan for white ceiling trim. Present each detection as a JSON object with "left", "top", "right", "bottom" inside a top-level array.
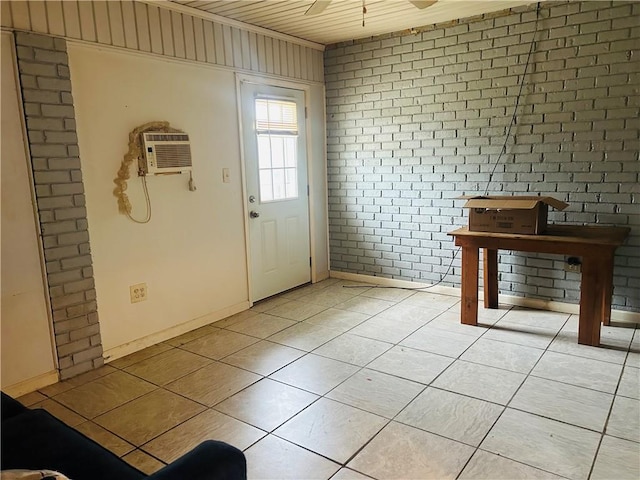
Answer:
[{"left": 144, "top": 0, "right": 326, "bottom": 51}]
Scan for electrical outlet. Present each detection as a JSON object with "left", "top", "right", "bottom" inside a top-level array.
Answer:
[
  {"left": 130, "top": 283, "right": 148, "bottom": 303},
  {"left": 564, "top": 257, "right": 582, "bottom": 273}
]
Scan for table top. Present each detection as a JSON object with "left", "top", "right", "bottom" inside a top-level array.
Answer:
[{"left": 448, "top": 225, "right": 631, "bottom": 246}]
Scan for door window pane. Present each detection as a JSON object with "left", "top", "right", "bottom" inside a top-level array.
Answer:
[
  {"left": 285, "top": 167, "right": 298, "bottom": 198},
  {"left": 255, "top": 98, "right": 299, "bottom": 203},
  {"left": 259, "top": 170, "right": 273, "bottom": 202},
  {"left": 257, "top": 136, "right": 272, "bottom": 169},
  {"left": 271, "top": 136, "right": 285, "bottom": 168}
]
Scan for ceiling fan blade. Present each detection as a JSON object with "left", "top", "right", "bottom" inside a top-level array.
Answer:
[
  {"left": 305, "top": 0, "right": 332, "bottom": 16},
  {"left": 408, "top": 0, "right": 438, "bottom": 9}
]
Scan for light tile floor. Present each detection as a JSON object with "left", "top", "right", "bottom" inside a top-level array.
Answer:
[{"left": 19, "top": 279, "right": 640, "bottom": 479}]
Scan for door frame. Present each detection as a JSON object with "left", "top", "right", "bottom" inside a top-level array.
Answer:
[{"left": 235, "top": 73, "right": 317, "bottom": 305}]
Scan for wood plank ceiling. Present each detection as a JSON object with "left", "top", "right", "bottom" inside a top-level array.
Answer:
[{"left": 168, "top": 0, "right": 537, "bottom": 46}]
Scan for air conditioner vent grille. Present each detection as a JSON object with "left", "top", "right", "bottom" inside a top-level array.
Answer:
[
  {"left": 155, "top": 144, "right": 192, "bottom": 168},
  {"left": 146, "top": 133, "right": 189, "bottom": 142},
  {"left": 141, "top": 131, "right": 193, "bottom": 175}
]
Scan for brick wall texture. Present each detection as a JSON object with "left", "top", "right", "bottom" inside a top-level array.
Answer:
[
  {"left": 15, "top": 32, "right": 103, "bottom": 379},
  {"left": 324, "top": 1, "right": 639, "bottom": 311}
]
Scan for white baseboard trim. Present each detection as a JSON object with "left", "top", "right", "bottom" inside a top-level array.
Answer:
[
  {"left": 3, "top": 370, "right": 59, "bottom": 398},
  {"left": 329, "top": 271, "right": 640, "bottom": 324},
  {"left": 330, "top": 270, "right": 460, "bottom": 297},
  {"left": 103, "top": 300, "right": 251, "bottom": 363}
]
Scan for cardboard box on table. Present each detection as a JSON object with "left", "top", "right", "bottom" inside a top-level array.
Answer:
[{"left": 459, "top": 196, "right": 569, "bottom": 234}]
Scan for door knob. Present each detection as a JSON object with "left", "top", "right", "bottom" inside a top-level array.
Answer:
[{"left": 250, "top": 211, "right": 260, "bottom": 218}]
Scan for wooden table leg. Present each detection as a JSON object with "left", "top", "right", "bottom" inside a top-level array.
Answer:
[
  {"left": 578, "top": 255, "right": 604, "bottom": 346},
  {"left": 483, "top": 248, "right": 498, "bottom": 309},
  {"left": 461, "top": 246, "right": 479, "bottom": 326},
  {"left": 601, "top": 252, "right": 614, "bottom": 326}
]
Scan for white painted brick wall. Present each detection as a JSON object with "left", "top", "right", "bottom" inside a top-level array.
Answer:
[{"left": 325, "top": 1, "right": 640, "bottom": 312}]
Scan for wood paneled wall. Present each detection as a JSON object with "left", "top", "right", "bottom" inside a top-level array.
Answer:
[{"left": 1, "top": 1, "right": 324, "bottom": 83}]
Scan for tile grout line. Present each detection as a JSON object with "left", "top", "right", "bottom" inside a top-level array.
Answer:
[
  {"left": 242, "top": 283, "right": 431, "bottom": 474},
  {"left": 30, "top": 280, "right": 639, "bottom": 478},
  {"left": 252, "top": 287, "right": 487, "bottom": 474},
  {"left": 586, "top": 324, "right": 640, "bottom": 480},
  {"left": 457, "top": 313, "right": 573, "bottom": 478}
]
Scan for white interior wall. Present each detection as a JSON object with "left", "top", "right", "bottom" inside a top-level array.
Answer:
[
  {"left": 1, "top": 32, "right": 57, "bottom": 390},
  {"left": 69, "top": 44, "right": 248, "bottom": 353},
  {"left": 68, "top": 43, "right": 328, "bottom": 355}
]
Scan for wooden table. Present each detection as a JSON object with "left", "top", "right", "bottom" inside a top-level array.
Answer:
[{"left": 448, "top": 225, "right": 630, "bottom": 346}]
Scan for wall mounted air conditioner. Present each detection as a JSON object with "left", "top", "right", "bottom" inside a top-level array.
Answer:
[{"left": 140, "top": 132, "right": 192, "bottom": 175}]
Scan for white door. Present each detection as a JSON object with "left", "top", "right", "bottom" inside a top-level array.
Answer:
[{"left": 240, "top": 82, "right": 311, "bottom": 301}]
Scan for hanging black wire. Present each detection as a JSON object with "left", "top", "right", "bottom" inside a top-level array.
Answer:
[
  {"left": 483, "top": 1, "right": 542, "bottom": 195},
  {"left": 344, "top": 2, "right": 542, "bottom": 292}
]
